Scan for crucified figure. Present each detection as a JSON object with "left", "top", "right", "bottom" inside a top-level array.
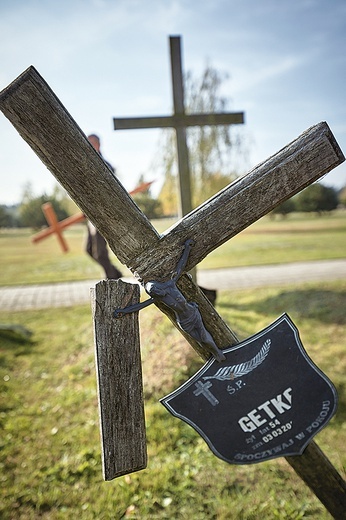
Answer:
[{"left": 114, "top": 239, "right": 225, "bottom": 362}]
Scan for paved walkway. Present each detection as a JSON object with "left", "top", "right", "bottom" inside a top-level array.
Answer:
[{"left": 1, "top": 259, "right": 346, "bottom": 312}]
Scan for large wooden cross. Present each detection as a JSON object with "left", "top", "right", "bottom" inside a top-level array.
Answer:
[
  {"left": 1, "top": 67, "right": 345, "bottom": 518},
  {"left": 113, "top": 36, "right": 244, "bottom": 218}
]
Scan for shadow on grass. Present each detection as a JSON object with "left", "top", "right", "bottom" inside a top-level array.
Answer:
[
  {"left": 0, "top": 326, "right": 36, "bottom": 370},
  {"left": 0, "top": 324, "right": 33, "bottom": 342},
  {"left": 219, "top": 288, "right": 346, "bottom": 325}
]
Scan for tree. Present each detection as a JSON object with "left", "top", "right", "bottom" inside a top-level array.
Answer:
[
  {"left": 295, "top": 183, "right": 338, "bottom": 214},
  {"left": 19, "top": 193, "right": 68, "bottom": 229},
  {"left": 131, "top": 175, "right": 163, "bottom": 219},
  {"left": 339, "top": 186, "right": 346, "bottom": 207},
  {"left": 157, "top": 64, "right": 248, "bottom": 214},
  {"left": 0, "top": 206, "right": 11, "bottom": 228},
  {"left": 51, "top": 183, "right": 80, "bottom": 215},
  {"left": 132, "top": 192, "right": 162, "bottom": 219},
  {"left": 157, "top": 171, "right": 178, "bottom": 217},
  {"left": 270, "top": 197, "right": 296, "bottom": 218},
  {"left": 17, "top": 182, "right": 74, "bottom": 228}
]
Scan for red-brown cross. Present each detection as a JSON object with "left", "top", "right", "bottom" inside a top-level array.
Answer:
[
  {"left": 31, "top": 202, "right": 85, "bottom": 252},
  {"left": 32, "top": 181, "right": 154, "bottom": 252}
]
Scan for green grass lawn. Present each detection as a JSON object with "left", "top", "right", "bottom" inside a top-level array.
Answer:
[
  {"left": 0, "top": 211, "right": 345, "bottom": 286},
  {"left": 0, "top": 280, "right": 345, "bottom": 519}
]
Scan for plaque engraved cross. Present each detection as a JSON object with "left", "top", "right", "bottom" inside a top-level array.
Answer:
[
  {"left": 193, "top": 381, "right": 219, "bottom": 406},
  {"left": 1, "top": 67, "right": 345, "bottom": 517}
]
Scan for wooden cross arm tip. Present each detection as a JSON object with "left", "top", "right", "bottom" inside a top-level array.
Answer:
[{"left": 130, "top": 121, "right": 344, "bottom": 281}]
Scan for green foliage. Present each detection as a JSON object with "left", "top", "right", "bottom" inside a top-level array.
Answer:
[
  {"left": 0, "top": 205, "right": 11, "bottom": 227},
  {"left": 269, "top": 184, "right": 342, "bottom": 218},
  {"left": 0, "top": 280, "right": 345, "bottom": 519},
  {"left": 339, "top": 186, "right": 346, "bottom": 207},
  {"left": 16, "top": 183, "right": 77, "bottom": 229},
  {"left": 0, "top": 205, "right": 20, "bottom": 228},
  {"left": 295, "top": 183, "right": 338, "bottom": 213},
  {"left": 270, "top": 198, "right": 296, "bottom": 217},
  {"left": 19, "top": 194, "right": 69, "bottom": 229},
  {"left": 132, "top": 192, "right": 163, "bottom": 219},
  {"left": 157, "top": 171, "right": 179, "bottom": 217}
]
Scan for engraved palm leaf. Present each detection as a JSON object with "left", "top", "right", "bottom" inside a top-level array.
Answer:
[{"left": 203, "top": 339, "right": 271, "bottom": 381}]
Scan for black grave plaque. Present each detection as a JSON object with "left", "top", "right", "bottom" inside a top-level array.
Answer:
[{"left": 161, "top": 314, "right": 338, "bottom": 465}]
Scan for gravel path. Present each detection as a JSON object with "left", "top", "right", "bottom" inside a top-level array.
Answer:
[{"left": 1, "top": 259, "right": 345, "bottom": 311}]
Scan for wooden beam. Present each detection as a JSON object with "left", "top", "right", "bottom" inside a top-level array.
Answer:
[
  {"left": 91, "top": 279, "right": 147, "bottom": 480},
  {"left": 132, "top": 122, "right": 345, "bottom": 280},
  {"left": 287, "top": 441, "right": 346, "bottom": 519},
  {"left": 113, "top": 112, "right": 244, "bottom": 130},
  {"left": 170, "top": 36, "right": 193, "bottom": 219},
  {"left": 38, "top": 202, "right": 69, "bottom": 252}
]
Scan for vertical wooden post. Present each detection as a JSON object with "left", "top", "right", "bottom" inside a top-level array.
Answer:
[
  {"left": 169, "top": 36, "right": 193, "bottom": 219},
  {"left": 91, "top": 279, "right": 147, "bottom": 480},
  {"left": 169, "top": 36, "right": 196, "bottom": 282},
  {"left": 287, "top": 442, "right": 346, "bottom": 519}
]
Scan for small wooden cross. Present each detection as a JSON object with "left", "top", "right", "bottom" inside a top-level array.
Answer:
[
  {"left": 113, "top": 36, "right": 244, "bottom": 218},
  {"left": 1, "top": 67, "right": 345, "bottom": 517},
  {"left": 32, "top": 182, "right": 154, "bottom": 252},
  {"left": 32, "top": 202, "right": 85, "bottom": 252}
]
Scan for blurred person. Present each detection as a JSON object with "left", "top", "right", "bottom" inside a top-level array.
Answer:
[{"left": 85, "top": 134, "right": 122, "bottom": 279}]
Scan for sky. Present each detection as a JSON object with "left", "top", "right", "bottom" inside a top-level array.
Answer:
[{"left": 0, "top": 0, "right": 345, "bottom": 205}]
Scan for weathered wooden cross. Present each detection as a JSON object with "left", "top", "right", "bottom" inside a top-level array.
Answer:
[
  {"left": 1, "top": 67, "right": 345, "bottom": 517},
  {"left": 113, "top": 35, "right": 244, "bottom": 218}
]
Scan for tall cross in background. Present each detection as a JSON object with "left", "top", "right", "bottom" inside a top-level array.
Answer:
[{"left": 113, "top": 35, "right": 244, "bottom": 219}]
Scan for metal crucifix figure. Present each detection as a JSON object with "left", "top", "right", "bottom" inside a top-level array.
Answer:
[{"left": 114, "top": 239, "right": 226, "bottom": 362}]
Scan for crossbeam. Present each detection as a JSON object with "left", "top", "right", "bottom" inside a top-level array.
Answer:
[
  {"left": 92, "top": 280, "right": 146, "bottom": 480},
  {"left": 114, "top": 112, "right": 245, "bottom": 130},
  {"left": 1, "top": 66, "right": 345, "bottom": 517}
]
